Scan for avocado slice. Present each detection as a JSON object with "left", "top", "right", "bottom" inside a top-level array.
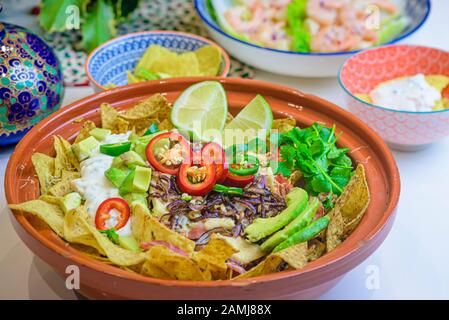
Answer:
[
  {"left": 123, "top": 192, "right": 148, "bottom": 208},
  {"left": 119, "top": 166, "right": 152, "bottom": 195},
  {"left": 244, "top": 188, "right": 308, "bottom": 242},
  {"left": 61, "top": 192, "right": 82, "bottom": 214},
  {"left": 118, "top": 235, "right": 141, "bottom": 253},
  {"left": 261, "top": 197, "right": 319, "bottom": 252},
  {"left": 119, "top": 169, "right": 136, "bottom": 196},
  {"left": 72, "top": 136, "right": 99, "bottom": 161},
  {"left": 89, "top": 128, "right": 111, "bottom": 141},
  {"left": 117, "top": 151, "right": 147, "bottom": 169},
  {"left": 105, "top": 167, "right": 128, "bottom": 188}
]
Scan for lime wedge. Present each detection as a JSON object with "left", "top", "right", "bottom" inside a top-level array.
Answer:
[
  {"left": 171, "top": 81, "right": 228, "bottom": 141},
  {"left": 223, "top": 95, "right": 273, "bottom": 148}
]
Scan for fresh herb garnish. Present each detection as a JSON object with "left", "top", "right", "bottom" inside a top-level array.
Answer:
[
  {"left": 99, "top": 228, "right": 119, "bottom": 244},
  {"left": 276, "top": 123, "right": 354, "bottom": 196}
]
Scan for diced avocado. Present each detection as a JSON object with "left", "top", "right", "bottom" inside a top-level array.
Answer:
[
  {"left": 61, "top": 192, "right": 82, "bottom": 214},
  {"left": 133, "top": 166, "right": 152, "bottom": 193},
  {"left": 132, "top": 130, "right": 167, "bottom": 159},
  {"left": 123, "top": 192, "right": 148, "bottom": 208},
  {"left": 89, "top": 128, "right": 111, "bottom": 141},
  {"left": 119, "top": 169, "right": 136, "bottom": 196},
  {"left": 244, "top": 188, "right": 308, "bottom": 242},
  {"left": 112, "top": 156, "right": 125, "bottom": 168},
  {"left": 72, "top": 136, "right": 99, "bottom": 161},
  {"left": 119, "top": 151, "right": 147, "bottom": 169},
  {"left": 105, "top": 167, "right": 128, "bottom": 188},
  {"left": 261, "top": 197, "right": 319, "bottom": 252},
  {"left": 118, "top": 166, "right": 152, "bottom": 195},
  {"left": 118, "top": 235, "right": 141, "bottom": 253},
  {"left": 151, "top": 198, "right": 168, "bottom": 217}
]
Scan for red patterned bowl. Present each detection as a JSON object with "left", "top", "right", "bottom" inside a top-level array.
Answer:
[{"left": 339, "top": 45, "right": 449, "bottom": 151}]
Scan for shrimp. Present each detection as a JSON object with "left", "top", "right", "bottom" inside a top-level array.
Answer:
[
  {"left": 339, "top": 4, "right": 378, "bottom": 42},
  {"left": 355, "top": 0, "right": 397, "bottom": 14},
  {"left": 224, "top": 5, "right": 265, "bottom": 34},
  {"left": 310, "top": 25, "right": 357, "bottom": 52},
  {"left": 307, "top": 0, "right": 339, "bottom": 25}
]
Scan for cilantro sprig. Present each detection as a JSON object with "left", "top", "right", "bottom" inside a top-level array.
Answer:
[
  {"left": 99, "top": 228, "right": 119, "bottom": 244},
  {"left": 275, "top": 123, "right": 354, "bottom": 203}
]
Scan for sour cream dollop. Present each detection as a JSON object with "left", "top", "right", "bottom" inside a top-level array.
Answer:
[
  {"left": 370, "top": 73, "right": 441, "bottom": 112},
  {"left": 72, "top": 131, "right": 132, "bottom": 236}
]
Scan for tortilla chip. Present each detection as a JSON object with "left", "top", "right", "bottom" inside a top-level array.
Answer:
[
  {"left": 9, "top": 200, "right": 64, "bottom": 237},
  {"left": 195, "top": 45, "right": 222, "bottom": 76},
  {"left": 63, "top": 206, "right": 106, "bottom": 255},
  {"left": 158, "top": 119, "right": 173, "bottom": 131},
  {"left": 326, "top": 164, "right": 370, "bottom": 252},
  {"left": 236, "top": 242, "right": 308, "bottom": 279},
  {"left": 226, "top": 112, "right": 234, "bottom": 124},
  {"left": 48, "top": 171, "right": 80, "bottom": 197},
  {"left": 141, "top": 260, "right": 172, "bottom": 279},
  {"left": 307, "top": 239, "right": 326, "bottom": 262},
  {"left": 74, "top": 120, "right": 96, "bottom": 144},
  {"left": 142, "top": 217, "right": 195, "bottom": 255},
  {"left": 53, "top": 136, "right": 79, "bottom": 176},
  {"left": 193, "top": 236, "right": 237, "bottom": 280},
  {"left": 127, "top": 71, "right": 141, "bottom": 84},
  {"left": 136, "top": 45, "right": 178, "bottom": 75},
  {"left": 272, "top": 117, "right": 296, "bottom": 133},
  {"left": 31, "top": 153, "right": 55, "bottom": 195},
  {"left": 143, "top": 245, "right": 208, "bottom": 281},
  {"left": 80, "top": 219, "right": 145, "bottom": 266},
  {"left": 100, "top": 103, "right": 120, "bottom": 132},
  {"left": 131, "top": 203, "right": 150, "bottom": 244}
]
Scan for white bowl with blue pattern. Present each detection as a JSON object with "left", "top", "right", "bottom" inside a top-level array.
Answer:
[
  {"left": 195, "top": 0, "right": 431, "bottom": 78},
  {"left": 86, "top": 31, "right": 230, "bottom": 92}
]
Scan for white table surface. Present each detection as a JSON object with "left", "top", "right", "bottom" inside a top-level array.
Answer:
[{"left": 1, "top": 1, "right": 449, "bottom": 300}]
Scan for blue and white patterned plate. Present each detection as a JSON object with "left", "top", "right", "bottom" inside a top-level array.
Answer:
[{"left": 86, "top": 31, "right": 231, "bottom": 92}]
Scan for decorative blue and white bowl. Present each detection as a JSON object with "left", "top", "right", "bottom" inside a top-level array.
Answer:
[
  {"left": 0, "top": 22, "right": 64, "bottom": 146},
  {"left": 194, "top": 0, "right": 431, "bottom": 77},
  {"left": 86, "top": 31, "right": 230, "bottom": 92}
]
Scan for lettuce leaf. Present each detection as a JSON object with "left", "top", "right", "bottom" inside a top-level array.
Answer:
[
  {"left": 287, "top": 0, "right": 310, "bottom": 52},
  {"left": 376, "top": 15, "right": 410, "bottom": 45}
]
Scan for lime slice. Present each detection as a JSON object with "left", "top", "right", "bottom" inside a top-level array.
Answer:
[
  {"left": 224, "top": 95, "right": 273, "bottom": 148},
  {"left": 171, "top": 81, "right": 228, "bottom": 141}
]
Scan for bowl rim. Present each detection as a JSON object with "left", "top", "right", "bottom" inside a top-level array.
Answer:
[
  {"left": 338, "top": 44, "right": 449, "bottom": 115},
  {"left": 194, "top": 0, "right": 431, "bottom": 57},
  {"left": 5, "top": 77, "right": 400, "bottom": 288},
  {"left": 85, "top": 30, "right": 231, "bottom": 91}
]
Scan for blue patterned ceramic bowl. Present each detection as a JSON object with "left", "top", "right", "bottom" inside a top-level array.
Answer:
[
  {"left": 0, "top": 22, "right": 64, "bottom": 146},
  {"left": 86, "top": 31, "right": 230, "bottom": 92}
]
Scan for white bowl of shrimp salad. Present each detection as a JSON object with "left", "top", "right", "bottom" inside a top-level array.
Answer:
[{"left": 195, "top": 0, "right": 430, "bottom": 78}]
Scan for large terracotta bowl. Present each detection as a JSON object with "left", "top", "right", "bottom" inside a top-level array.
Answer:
[{"left": 5, "top": 78, "right": 400, "bottom": 299}]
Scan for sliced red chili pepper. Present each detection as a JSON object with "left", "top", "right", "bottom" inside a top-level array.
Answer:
[
  {"left": 95, "top": 198, "right": 130, "bottom": 231},
  {"left": 224, "top": 171, "right": 255, "bottom": 188},
  {"left": 177, "top": 162, "right": 216, "bottom": 196},
  {"left": 201, "top": 142, "right": 229, "bottom": 183},
  {"left": 443, "top": 84, "right": 449, "bottom": 100},
  {"left": 145, "top": 132, "right": 191, "bottom": 175}
]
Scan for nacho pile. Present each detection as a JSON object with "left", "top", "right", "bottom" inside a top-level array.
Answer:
[{"left": 9, "top": 90, "right": 371, "bottom": 281}]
